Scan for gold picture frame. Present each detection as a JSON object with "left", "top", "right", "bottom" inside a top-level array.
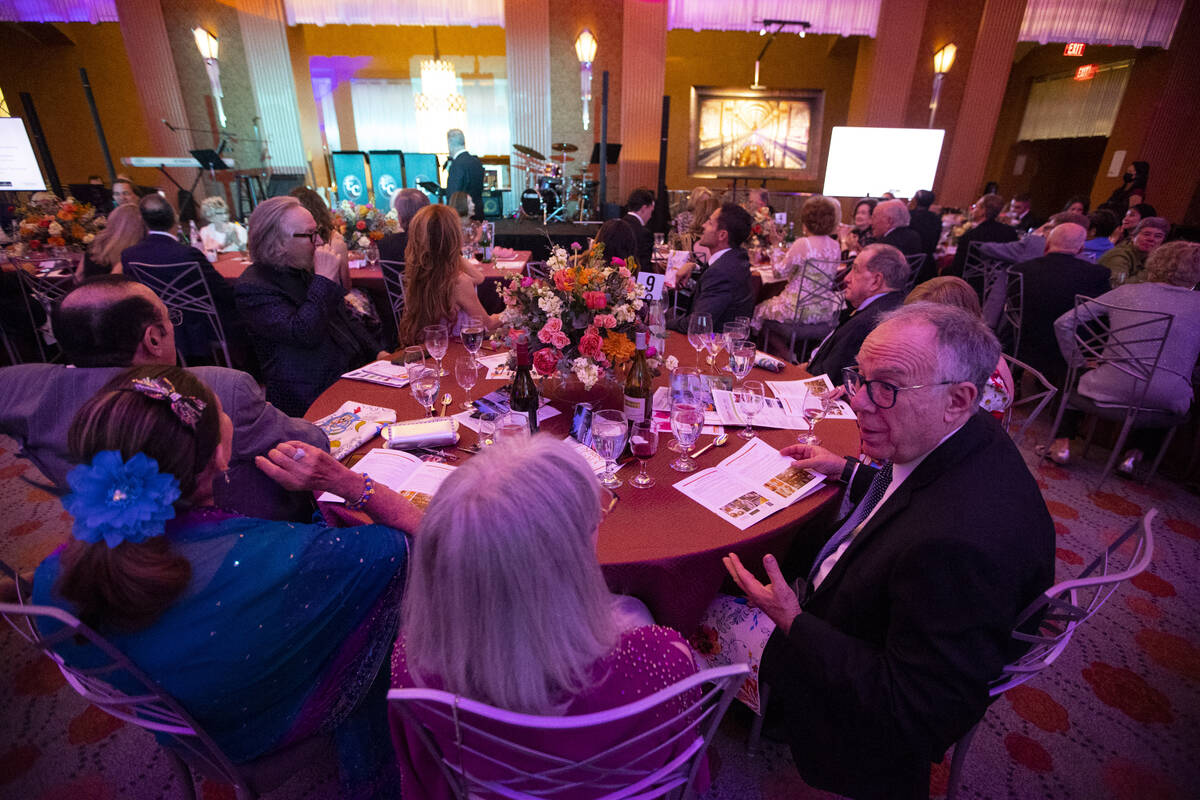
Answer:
[{"left": 688, "top": 86, "right": 824, "bottom": 181}]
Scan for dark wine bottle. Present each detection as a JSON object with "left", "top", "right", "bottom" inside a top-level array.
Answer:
[
  {"left": 623, "top": 330, "right": 653, "bottom": 423},
  {"left": 510, "top": 337, "right": 540, "bottom": 433}
]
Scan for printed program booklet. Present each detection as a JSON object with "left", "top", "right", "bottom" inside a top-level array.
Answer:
[
  {"left": 766, "top": 375, "right": 857, "bottom": 420},
  {"left": 673, "top": 438, "right": 825, "bottom": 530},
  {"left": 317, "top": 448, "right": 454, "bottom": 511}
]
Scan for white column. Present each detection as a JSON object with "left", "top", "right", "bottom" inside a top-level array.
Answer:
[
  {"left": 236, "top": 0, "right": 307, "bottom": 174},
  {"left": 619, "top": 0, "right": 667, "bottom": 199},
  {"left": 504, "top": 0, "right": 552, "bottom": 180}
]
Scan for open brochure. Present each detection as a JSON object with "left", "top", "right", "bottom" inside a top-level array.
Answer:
[
  {"left": 766, "top": 376, "right": 857, "bottom": 421},
  {"left": 673, "top": 438, "right": 825, "bottom": 530},
  {"left": 317, "top": 448, "right": 454, "bottom": 511},
  {"left": 710, "top": 388, "right": 808, "bottom": 430},
  {"left": 475, "top": 352, "right": 513, "bottom": 380},
  {"left": 341, "top": 360, "right": 411, "bottom": 388}
]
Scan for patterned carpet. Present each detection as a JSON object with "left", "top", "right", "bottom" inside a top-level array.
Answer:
[{"left": 1, "top": 416, "right": 1197, "bottom": 799}]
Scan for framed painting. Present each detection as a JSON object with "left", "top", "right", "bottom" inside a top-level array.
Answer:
[{"left": 688, "top": 87, "right": 824, "bottom": 181}]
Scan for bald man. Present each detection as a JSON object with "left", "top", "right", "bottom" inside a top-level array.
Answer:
[
  {"left": 0, "top": 276, "right": 327, "bottom": 521},
  {"left": 1010, "top": 222, "right": 1112, "bottom": 382}
]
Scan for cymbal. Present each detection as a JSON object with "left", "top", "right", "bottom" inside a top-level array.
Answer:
[
  {"left": 551, "top": 142, "right": 579, "bottom": 153},
  {"left": 557, "top": 155, "right": 575, "bottom": 162},
  {"left": 513, "top": 144, "right": 546, "bottom": 161}
]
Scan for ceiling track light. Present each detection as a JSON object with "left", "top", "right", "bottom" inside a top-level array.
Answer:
[{"left": 751, "top": 20, "right": 811, "bottom": 89}]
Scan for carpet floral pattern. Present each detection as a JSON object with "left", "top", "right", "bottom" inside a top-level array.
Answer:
[{"left": 1, "top": 423, "right": 1197, "bottom": 799}]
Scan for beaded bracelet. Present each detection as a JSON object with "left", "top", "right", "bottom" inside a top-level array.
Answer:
[{"left": 346, "top": 474, "right": 376, "bottom": 511}]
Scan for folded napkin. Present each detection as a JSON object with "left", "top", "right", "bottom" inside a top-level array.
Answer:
[
  {"left": 381, "top": 417, "right": 459, "bottom": 449},
  {"left": 753, "top": 351, "right": 788, "bottom": 373},
  {"left": 314, "top": 401, "right": 397, "bottom": 460},
  {"left": 494, "top": 246, "right": 516, "bottom": 259}
]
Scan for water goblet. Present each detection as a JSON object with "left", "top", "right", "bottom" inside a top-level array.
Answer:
[
  {"left": 669, "top": 398, "right": 705, "bottom": 472},
  {"left": 729, "top": 341, "right": 755, "bottom": 383},
  {"left": 401, "top": 345, "right": 426, "bottom": 378},
  {"left": 667, "top": 367, "right": 703, "bottom": 452},
  {"left": 735, "top": 380, "right": 765, "bottom": 439},
  {"left": 723, "top": 321, "right": 749, "bottom": 357},
  {"left": 409, "top": 368, "right": 440, "bottom": 417},
  {"left": 687, "top": 313, "right": 712, "bottom": 366},
  {"left": 461, "top": 318, "right": 486, "bottom": 356},
  {"left": 591, "top": 409, "right": 629, "bottom": 489},
  {"left": 629, "top": 419, "right": 658, "bottom": 489},
  {"left": 423, "top": 324, "right": 449, "bottom": 377},
  {"left": 455, "top": 355, "right": 480, "bottom": 409}
]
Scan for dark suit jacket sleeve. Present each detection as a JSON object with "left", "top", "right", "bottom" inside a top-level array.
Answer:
[
  {"left": 668, "top": 261, "right": 739, "bottom": 332},
  {"left": 222, "top": 369, "right": 329, "bottom": 458},
  {"left": 446, "top": 158, "right": 466, "bottom": 194},
  {"left": 762, "top": 533, "right": 1012, "bottom": 758},
  {"left": 235, "top": 273, "right": 344, "bottom": 348}
]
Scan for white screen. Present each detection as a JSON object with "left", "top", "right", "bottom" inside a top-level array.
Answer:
[
  {"left": 822, "top": 127, "right": 945, "bottom": 199},
  {"left": 0, "top": 117, "right": 47, "bottom": 192}
]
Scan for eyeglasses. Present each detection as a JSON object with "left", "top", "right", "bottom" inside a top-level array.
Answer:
[
  {"left": 291, "top": 230, "right": 321, "bottom": 243},
  {"left": 842, "top": 367, "right": 957, "bottom": 410}
]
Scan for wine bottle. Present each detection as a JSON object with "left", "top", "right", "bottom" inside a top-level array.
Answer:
[
  {"left": 623, "top": 331, "right": 653, "bottom": 423},
  {"left": 510, "top": 337, "right": 540, "bottom": 433}
]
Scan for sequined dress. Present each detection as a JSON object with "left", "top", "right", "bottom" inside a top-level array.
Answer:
[
  {"left": 33, "top": 508, "right": 410, "bottom": 799},
  {"left": 388, "top": 625, "right": 700, "bottom": 800}
]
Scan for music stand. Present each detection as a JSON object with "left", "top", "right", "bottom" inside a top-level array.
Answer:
[
  {"left": 418, "top": 181, "right": 444, "bottom": 202},
  {"left": 588, "top": 143, "right": 622, "bottom": 167},
  {"left": 181, "top": 148, "right": 232, "bottom": 223}
]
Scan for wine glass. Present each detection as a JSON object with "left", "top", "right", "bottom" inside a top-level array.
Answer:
[
  {"left": 723, "top": 321, "right": 749, "bottom": 355},
  {"left": 424, "top": 324, "right": 449, "bottom": 377},
  {"left": 461, "top": 318, "right": 486, "bottom": 357},
  {"left": 496, "top": 412, "right": 530, "bottom": 442},
  {"left": 735, "top": 380, "right": 765, "bottom": 439},
  {"left": 703, "top": 329, "right": 726, "bottom": 369},
  {"left": 455, "top": 355, "right": 480, "bottom": 409},
  {"left": 669, "top": 396, "right": 705, "bottom": 472},
  {"left": 687, "top": 313, "right": 712, "bottom": 366},
  {"left": 729, "top": 341, "right": 755, "bottom": 383},
  {"left": 409, "top": 368, "right": 440, "bottom": 417},
  {"left": 667, "top": 366, "right": 702, "bottom": 452},
  {"left": 591, "top": 409, "right": 629, "bottom": 489},
  {"left": 796, "top": 382, "right": 835, "bottom": 446},
  {"left": 477, "top": 412, "right": 497, "bottom": 447},
  {"left": 629, "top": 419, "right": 658, "bottom": 489},
  {"left": 401, "top": 345, "right": 426, "bottom": 378},
  {"left": 646, "top": 301, "right": 667, "bottom": 355}
]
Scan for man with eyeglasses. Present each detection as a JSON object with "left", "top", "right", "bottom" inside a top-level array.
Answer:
[
  {"left": 0, "top": 276, "right": 328, "bottom": 522},
  {"left": 726, "top": 302, "right": 1054, "bottom": 799}
]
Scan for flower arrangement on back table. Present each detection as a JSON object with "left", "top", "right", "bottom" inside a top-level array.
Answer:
[
  {"left": 334, "top": 201, "right": 399, "bottom": 250},
  {"left": 5, "top": 195, "right": 104, "bottom": 256},
  {"left": 500, "top": 243, "right": 676, "bottom": 389}
]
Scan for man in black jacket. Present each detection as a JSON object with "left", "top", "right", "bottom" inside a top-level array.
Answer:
[
  {"left": 727, "top": 303, "right": 1054, "bottom": 799},
  {"left": 949, "top": 193, "right": 1018, "bottom": 276},
  {"left": 623, "top": 187, "right": 656, "bottom": 271},
  {"left": 668, "top": 203, "right": 754, "bottom": 333},
  {"left": 804, "top": 244, "right": 907, "bottom": 380},
  {"left": 871, "top": 199, "right": 923, "bottom": 256},
  {"left": 445, "top": 129, "right": 485, "bottom": 220},
  {"left": 908, "top": 190, "right": 942, "bottom": 257}
]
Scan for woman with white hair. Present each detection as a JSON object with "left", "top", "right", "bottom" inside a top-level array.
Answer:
[
  {"left": 389, "top": 435, "right": 697, "bottom": 796},
  {"left": 198, "top": 195, "right": 246, "bottom": 253}
]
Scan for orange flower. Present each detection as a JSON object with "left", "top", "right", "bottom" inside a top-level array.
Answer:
[
  {"left": 46, "top": 236, "right": 66, "bottom": 247},
  {"left": 368, "top": 231, "right": 384, "bottom": 241},
  {"left": 71, "top": 225, "right": 87, "bottom": 239},
  {"left": 577, "top": 267, "right": 598, "bottom": 286},
  {"left": 601, "top": 331, "right": 635, "bottom": 363}
]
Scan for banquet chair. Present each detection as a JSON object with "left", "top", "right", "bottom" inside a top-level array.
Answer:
[
  {"left": 387, "top": 663, "right": 749, "bottom": 800},
  {"left": 999, "top": 354, "right": 1056, "bottom": 444},
  {"left": 759, "top": 257, "right": 846, "bottom": 364},
  {"left": 124, "top": 260, "right": 232, "bottom": 368},
  {"left": 903, "top": 253, "right": 926, "bottom": 294},
  {"left": 0, "top": 600, "right": 334, "bottom": 800},
  {"left": 1043, "top": 296, "right": 1181, "bottom": 490},
  {"left": 525, "top": 260, "right": 549, "bottom": 280},
  {"left": 997, "top": 268, "right": 1024, "bottom": 357},
  {"left": 379, "top": 258, "right": 407, "bottom": 331},
  {"left": 945, "top": 508, "right": 1156, "bottom": 800},
  {"left": 15, "top": 264, "right": 71, "bottom": 363}
]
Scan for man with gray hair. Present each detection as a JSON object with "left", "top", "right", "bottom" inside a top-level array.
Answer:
[
  {"left": 804, "top": 243, "right": 908, "bottom": 380},
  {"left": 1010, "top": 222, "right": 1111, "bottom": 384},
  {"left": 445, "top": 128, "right": 484, "bottom": 220},
  {"left": 870, "top": 199, "right": 922, "bottom": 256},
  {"left": 727, "top": 302, "right": 1054, "bottom": 798}
]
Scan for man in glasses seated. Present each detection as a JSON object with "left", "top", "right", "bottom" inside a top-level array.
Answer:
[{"left": 726, "top": 302, "right": 1054, "bottom": 799}]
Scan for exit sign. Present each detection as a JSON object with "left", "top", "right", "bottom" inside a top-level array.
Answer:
[
  {"left": 1064, "top": 43, "right": 1086, "bottom": 56},
  {"left": 1074, "top": 64, "right": 1098, "bottom": 81}
]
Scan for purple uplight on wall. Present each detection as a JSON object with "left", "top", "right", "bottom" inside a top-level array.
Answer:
[{"left": 2, "top": 0, "right": 118, "bottom": 23}]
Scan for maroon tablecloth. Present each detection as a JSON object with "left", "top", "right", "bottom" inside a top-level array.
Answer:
[{"left": 306, "top": 332, "right": 860, "bottom": 633}]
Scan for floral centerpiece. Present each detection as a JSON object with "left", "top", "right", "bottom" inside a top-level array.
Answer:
[
  {"left": 499, "top": 244, "right": 675, "bottom": 393},
  {"left": 334, "top": 201, "right": 399, "bottom": 250},
  {"left": 6, "top": 195, "right": 104, "bottom": 257},
  {"left": 747, "top": 207, "right": 783, "bottom": 250}
]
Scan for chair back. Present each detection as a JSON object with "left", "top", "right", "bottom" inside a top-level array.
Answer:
[
  {"left": 14, "top": 264, "right": 72, "bottom": 362},
  {"left": 379, "top": 259, "right": 407, "bottom": 329},
  {"left": 124, "top": 260, "right": 231, "bottom": 367},
  {"left": 788, "top": 257, "right": 846, "bottom": 326},
  {"left": 999, "top": 354, "right": 1057, "bottom": 443},
  {"left": 991, "top": 508, "right": 1155, "bottom": 693},
  {"left": 999, "top": 268, "right": 1024, "bottom": 356},
  {"left": 903, "top": 253, "right": 926, "bottom": 294},
  {"left": 0, "top": 600, "right": 246, "bottom": 790},
  {"left": 525, "top": 260, "right": 549, "bottom": 280},
  {"left": 387, "top": 663, "right": 749, "bottom": 800}
]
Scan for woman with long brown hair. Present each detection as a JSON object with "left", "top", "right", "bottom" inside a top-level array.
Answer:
[
  {"left": 33, "top": 364, "right": 422, "bottom": 795},
  {"left": 397, "top": 204, "right": 499, "bottom": 345},
  {"left": 77, "top": 204, "right": 147, "bottom": 281}
]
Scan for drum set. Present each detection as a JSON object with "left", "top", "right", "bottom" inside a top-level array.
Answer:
[{"left": 512, "top": 143, "right": 599, "bottom": 223}]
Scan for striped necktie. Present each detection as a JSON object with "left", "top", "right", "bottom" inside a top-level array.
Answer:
[{"left": 806, "top": 461, "right": 894, "bottom": 593}]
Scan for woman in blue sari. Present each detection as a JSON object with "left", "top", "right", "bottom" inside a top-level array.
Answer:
[{"left": 32, "top": 364, "right": 422, "bottom": 799}]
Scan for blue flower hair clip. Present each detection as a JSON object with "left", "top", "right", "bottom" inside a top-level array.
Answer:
[{"left": 63, "top": 451, "right": 181, "bottom": 548}]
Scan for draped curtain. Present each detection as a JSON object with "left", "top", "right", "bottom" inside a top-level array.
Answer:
[
  {"left": 1016, "top": 61, "right": 1132, "bottom": 141},
  {"left": 0, "top": 0, "right": 117, "bottom": 22},
  {"left": 666, "top": 0, "right": 880, "bottom": 36},
  {"left": 1019, "top": 0, "right": 1183, "bottom": 48},
  {"left": 284, "top": 0, "right": 503, "bottom": 27},
  {"left": 350, "top": 78, "right": 511, "bottom": 156}
]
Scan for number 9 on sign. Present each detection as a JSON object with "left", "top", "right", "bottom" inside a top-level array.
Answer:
[{"left": 636, "top": 271, "right": 664, "bottom": 301}]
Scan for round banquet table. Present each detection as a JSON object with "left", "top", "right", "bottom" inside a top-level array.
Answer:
[{"left": 305, "top": 332, "right": 860, "bottom": 633}]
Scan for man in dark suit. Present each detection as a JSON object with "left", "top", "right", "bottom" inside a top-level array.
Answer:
[
  {"left": 949, "top": 193, "right": 1019, "bottom": 276},
  {"left": 445, "top": 129, "right": 485, "bottom": 221},
  {"left": 1011, "top": 222, "right": 1111, "bottom": 385},
  {"left": 871, "top": 199, "right": 923, "bottom": 256},
  {"left": 623, "top": 187, "right": 656, "bottom": 271},
  {"left": 727, "top": 303, "right": 1054, "bottom": 799},
  {"left": 120, "top": 193, "right": 242, "bottom": 364},
  {"left": 0, "top": 276, "right": 327, "bottom": 521},
  {"left": 1009, "top": 192, "right": 1043, "bottom": 232},
  {"left": 804, "top": 244, "right": 907, "bottom": 380},
  {"left": 668, "top": 203, "right": 754, "bottom": 333},
  {"left": 908, "top": 189, "right": 942, "bottom": 258}
]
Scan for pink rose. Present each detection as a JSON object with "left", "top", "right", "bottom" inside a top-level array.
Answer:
[
  {"left": 521, "top": 275, "right": 535, "bottom": 287},
  {"left": 594, "top": 314, "right": 617, "bottom": 329},
  {"left": 579, "top": 327, "right": 604, "bottom": 359},
  {"left": 618, "top": 267, "right": 631, "bottom": 279},
  {"left": 583, "top": 291, "right": 607, "bottom": 310},
  {"left": 537, "top": 317, "right": 562, "bottom": 342},
  {"left": 533, "top": 348, "right": 560, "bottom": 376},
  {"left": 646, "top": 346, "right": 658, "bottom": 358},
  {"left": 611, "top": 257, "right": 625, "bottom": 266}
]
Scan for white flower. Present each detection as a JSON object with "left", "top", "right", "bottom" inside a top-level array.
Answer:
[
  {"left": 632, "top": 298, "right": 644, "bottom": 311},
  {"left": 385, "top": 209, "right": 398, "bottom": 220},
  {"left": 664, "top": 355, "right": 679, "bottom": 372},
  {"left": 613, "top": 303, "right": 636, "bottom": 324},
  {"left": 47, "top": 221, "right": 63, "bottom": 237},
  {"left": 571, "top": 357, "right": 600, "bottom": 390},
  {"left": 83, "top": 233, "right": 95, "bottom": 244},
  {"left": 500, "top": 307, "right": 525, "bottom": 326},
  {"left": 537, "top": 294, "right": 564, "bottom": 316},
  {"left": 357, "top": 235, "right": 370, "bottom": 248}
]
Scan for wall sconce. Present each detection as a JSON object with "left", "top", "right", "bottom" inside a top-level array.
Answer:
[
  {"left": 928, "top": 42, "right": 956, "bottom": 128},
  {"left": 193, "top": 27, "right": 226, "bottom": 129},
  {"left": 575, "top": 29, "right": 597, "bottom": 131}
]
